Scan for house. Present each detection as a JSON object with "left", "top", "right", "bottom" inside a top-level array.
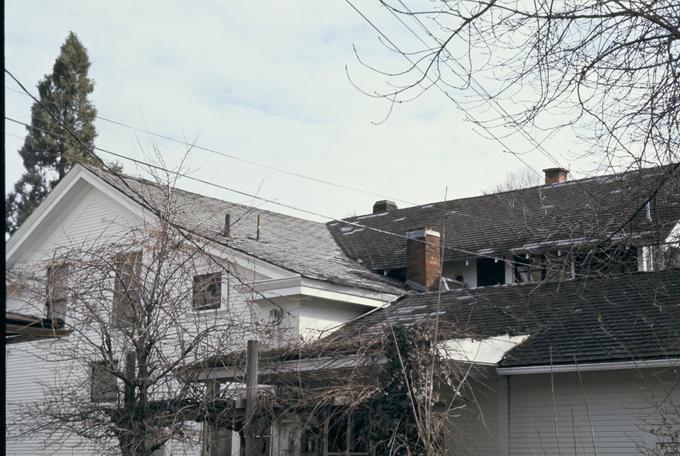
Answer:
[
  {"left": 4, "top": 164, "right": 401, "bottom": 456},
  {"left": 192, "top": 165, "right": 680, "bottom": 455},
  {"left": 197, "top": 269, "right": 680, "bottom": 455},
  {"left": 5, "top": 162, "right": 680, "bottom": 455}
]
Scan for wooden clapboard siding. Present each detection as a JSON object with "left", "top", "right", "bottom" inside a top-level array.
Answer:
[{"left": 508, "top": 369, "right": 679, "bottom": 456}]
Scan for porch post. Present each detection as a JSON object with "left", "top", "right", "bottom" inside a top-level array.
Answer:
[{"left": 245, "top": 339, "right": 259, "bottom": 455}]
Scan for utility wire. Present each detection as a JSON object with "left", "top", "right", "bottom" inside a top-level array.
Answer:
[
  {"left": 385, "top": 0, "right": 604, "bottom": 205},
  {"left": 376, "top": 0, "right": 677, "bottom": 249},
  {"left": 4, "top": 84, "right": 418, "bottom": 206},
  {"left": 6, "top": 113, "right": 593, "bottom": 276}
]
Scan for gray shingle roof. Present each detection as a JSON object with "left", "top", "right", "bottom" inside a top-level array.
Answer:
[
  {"left": 328, "top": 164, "right": 680, "bottom": 270},
  {"left": 331, "top": 269, "right": 680, "bottom": 367},
  {"left": 85, "top": 166, "right": 404, "bottom": 295}
]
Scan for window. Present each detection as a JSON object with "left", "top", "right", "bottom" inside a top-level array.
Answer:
[
  {"left": 46, "top": 263, "right": 69, "bottom": 322},
  {"left": 513, "top": 255, "right": 546, "bottom": 283},
  {"left": 112, "top": 251, "right": 142, "bottom": 329},
  {"left": 193, "top": 273, "right": 222, "bottom": 310},
  {"left": 476, "top": 257, "right": 506, "bottom": 287},
  {"left": 90, "top": 361, "right": 118, "bottom": 402},
  {"left": 301, "top": 412, "right": 369, "bottom": 456}
]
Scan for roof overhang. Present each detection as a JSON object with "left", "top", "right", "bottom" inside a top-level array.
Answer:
[
  {"left": 196, "top": 353, "right": 387, "bottom": 384},
  {"left": 5, "top": 311, "right": 72, "bottom": 344},
  {"left": 234, "top": 276, "right": 399, "bottom": 308},
  {"left": 496, "top": 357, "right": 680, "bottom": 375}
]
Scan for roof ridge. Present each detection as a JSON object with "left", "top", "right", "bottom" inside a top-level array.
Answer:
[
  {"left": 82, "top": 164, "right": 327, "bottom": 226},
  {"left": 339, "top": 162, "right": 678, "bottom": 221}
]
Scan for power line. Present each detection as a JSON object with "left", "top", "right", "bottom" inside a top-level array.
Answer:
[
  {"left": 4, "top": 84, "right": 418, "bottom": 206},
  {"left": 8, "top": 68, "right": 655, "bottom": 279},
  {"left": 6, "top": 113, "right": 594, "bottom": 276},
  {"left": 343, "top": 0, "right": 541, "bottom": 179},
  {"left": 3, "top": 81, "right": 567, "bottom": 246},
  {"left": 384, "top": 0, "right": 604, "bottom": 205}
]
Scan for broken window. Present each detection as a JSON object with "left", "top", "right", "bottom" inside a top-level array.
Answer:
[
  {"left": 476, "top": 257, "right": 506, "bottom": 287},
  {"left": 46, "top": 263, "right": 69, "bottom": 322},
  {"left": 574, "top": 246, "right": 638, "bottom": 277},
  {"left": 112, "top": 251, "right": 142, "bottom": 329},
  {"left": 192, "top": 273, "right": 222, "bottom": 310},
  {"left": 90, "top": 361, "right": 118, "bottom": 402},
  {"left": 513, "top": 255, "right": 546, "bottom": 283}
]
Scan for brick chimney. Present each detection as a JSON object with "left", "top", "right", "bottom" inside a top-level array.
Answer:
[
  {"left": 543, "top": 167, "right": 569, "bottom": 185},
  {"left": 373, "top": 200, "right": 398, "bottom": 214},
  {"left": 406, "top": 228, "right": 441, "bottom": 291}
]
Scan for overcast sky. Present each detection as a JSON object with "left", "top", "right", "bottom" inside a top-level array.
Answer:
[{"left": 5, "top": 1, "right": 596, "bottom": 221}]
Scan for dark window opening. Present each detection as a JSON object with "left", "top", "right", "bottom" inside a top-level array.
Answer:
[
  {"left": 46, "top": 263, "right": 69, "bottom": 322},
  {"left": 112, "top": 251, "right": 142, "bottom": 329},
  {"left": 574, "top": 246, "right": 638, "bottom": 277},
  {"left": 193, "top": 273, "right": 222, "bottom": 310},
  {"left": 383, "top": 268, "right": 407, "bottom": 282},
  {"left": 90, "top": 361, "right": 118, "bottom": 402},
  {"left": 476, "top": 257, "right": 505, "bottom": 287},
  {"left": 301, "top": 411, "right": 369, "bottom": 456}
]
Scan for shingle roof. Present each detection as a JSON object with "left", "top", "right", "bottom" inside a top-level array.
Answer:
[
  {"left": 85, "top": 166, "right": 404, "bottom": 295},
  {"left": 330, "top": 269, "right": 680, "bottom": 367},
  {"left": 328, "top": 164, "right": 680, "bottom": 270}
]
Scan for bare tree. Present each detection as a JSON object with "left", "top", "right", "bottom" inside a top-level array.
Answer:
[
  {"left": 6, "top": 170, "right": 276, "bottom": 456},
  {"left": 483, "top": 168, "right": 542, "bottom": 194},
  {"left": 350, "top": 1, "right": 679, "bottom": 170}
]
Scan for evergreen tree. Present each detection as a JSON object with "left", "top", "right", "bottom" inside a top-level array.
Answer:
[{"left": 6, "top": 32, "right": 112, "bottom": 235}]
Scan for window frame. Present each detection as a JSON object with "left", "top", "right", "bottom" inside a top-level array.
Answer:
[{"left": 192, "top": 272, "right": 222, "bottom": 311}]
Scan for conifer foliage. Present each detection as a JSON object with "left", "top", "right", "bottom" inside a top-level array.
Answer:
[{"left": 6, "top": 32, "right": 107, "bottom": 234}]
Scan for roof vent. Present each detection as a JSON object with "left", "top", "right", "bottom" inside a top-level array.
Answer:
[
  {"left": 543, "top": 167, "right": 569, "bottom": 185},
  {"left": 223, "top": 213, "right": 231, "bottom": 237},
  {"left": 373, "top": 200, "right": 398, "bottom": 214}
]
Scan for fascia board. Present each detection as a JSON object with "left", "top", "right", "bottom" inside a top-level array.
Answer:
[
  {"left": 199, "top": 243, "right": 297, "bottom": 281},
  {"left": 496, "top": 357, "right": 680, "bottom": 375},
  {"left": 235, "top": 277, "right": 398, "bottom": 307}
]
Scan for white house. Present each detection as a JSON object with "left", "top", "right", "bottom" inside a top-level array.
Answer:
[
  {"left": 5, "top": 164, "right": 401, "bottom": 456},
  {"left": 6, "top": 162, "right": 680, "bottom": 455}
]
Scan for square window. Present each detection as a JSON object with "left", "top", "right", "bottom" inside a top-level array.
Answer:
[
  {"left": 193, "top": 273, "right": 222, "bottom": 310},
  {"left": 90, "top": 361, "right": 118, "bottom": 402}
]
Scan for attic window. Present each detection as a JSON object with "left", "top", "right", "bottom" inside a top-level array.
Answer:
[
  {"left": 46, "top": 263, "right": 69, "bottom": 322},
  {"left": 90, "top": 361, "right": 118, "bottom": 402},
  {"left": 193, "top": 273, "right": 222, "bottom": 310}
]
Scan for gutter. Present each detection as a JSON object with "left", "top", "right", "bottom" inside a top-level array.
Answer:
[{"left": 496, "top": 358, "right": 680, "bottom": 375}]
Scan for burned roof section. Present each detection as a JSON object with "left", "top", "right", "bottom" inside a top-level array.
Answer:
[
  {"left": 328, "top": 269, "right": 680, "bottom": 367},
  {"left": 328, "top": 164, "right": 680, "bottom": 270}
]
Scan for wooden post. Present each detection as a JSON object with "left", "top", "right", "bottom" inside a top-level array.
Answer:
[
  {"left": 245, "top": 339, "right": 259, "bottom": 455},
  {"left": 202, "top": 379, "right": 220, "bottom": 456}
]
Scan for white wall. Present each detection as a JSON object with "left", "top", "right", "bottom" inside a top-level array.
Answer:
[
  {"left": 447, "top": 368, "right": 680, "bottom": 456},
  {"left": 508, "top": 369, "right": 679, "bottom": 455}
]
